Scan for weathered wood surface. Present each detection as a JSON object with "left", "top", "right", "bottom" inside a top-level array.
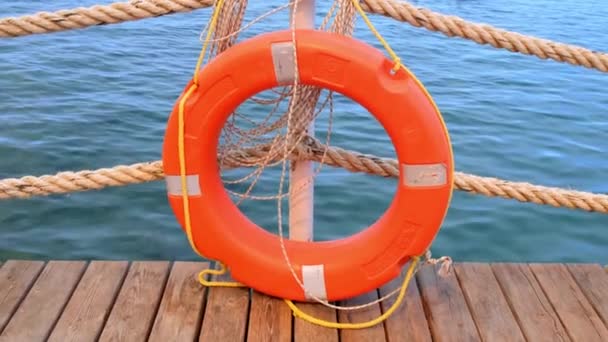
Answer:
[
  {"left": 48, "top": 261, "right": 129, "bottom": 342},
  {"left": 0, "top": 260, "right": 606, "bottom": 342},
  {"left": 492, "top": 263, "right": 570, "bottom": 342}
]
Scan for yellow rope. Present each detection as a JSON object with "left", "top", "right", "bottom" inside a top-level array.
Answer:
[
  {"left": 178, "top": 84, "right": 200, "bottom": 255},
  {"left": 197, "top": 256, "right": 421, "bottom": 329},
  {"left": 183, "top": 0, "right": 425, "bottom": 330},
  {"left": 178, "top": 0, "right": 247, "bottom": 290},
  {"left": 178, "top": 0, "right": 226, "bottom": 258},
  {"left": 285, "top": 256, "right": 420, "bottom": 329},
  {"left": 193, "top": 0, "right": 224, "bottom": 85},
  {"left": 350, "top": 0, "right": 402, "bottom": 71},
  {"left": 351, "top": 0, "right": 455, "bottom": 217},
  {"left": 198, "top": 262, "right": 246, "bottom": 288}
]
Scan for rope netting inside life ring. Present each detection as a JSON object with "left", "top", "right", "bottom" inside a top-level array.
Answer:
[{"left": 210, "top": 0, "right": 354, "bottom": 201}]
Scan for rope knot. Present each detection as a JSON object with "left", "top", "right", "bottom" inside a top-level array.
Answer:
[
  {"left": 291, "top": 136, "right": 316, "bottom": 161},
  {"left": 391, "top": 57, "right": 403, "bottom": 72},
  {"left": 423, "top": 250, "right": 453, "bottom": 277}
]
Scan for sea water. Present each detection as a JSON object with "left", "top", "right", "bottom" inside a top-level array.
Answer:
[{"left": 1, "top": 0, "right": 606, "bottom": 263}]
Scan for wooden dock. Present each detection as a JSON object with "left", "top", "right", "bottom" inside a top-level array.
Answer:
[{"left": 0, "top": 260, "right": 607, "bottom": 341}]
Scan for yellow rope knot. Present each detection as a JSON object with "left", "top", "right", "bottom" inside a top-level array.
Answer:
[{"left": 392, "top": 57, "right": 403, "bottom": 72}]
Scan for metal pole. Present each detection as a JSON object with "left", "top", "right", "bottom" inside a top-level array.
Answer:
[{"left": 289, "top": 0, "right": 315, "bottom": 242}]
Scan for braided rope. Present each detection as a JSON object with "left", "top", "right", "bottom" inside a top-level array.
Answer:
[
  {"left": 2, "top": 138, "right": 607, "bottom": 214},
  {"left": 0, "top": 0, "right": 214, "bottom": 37},
  {"left": 359, "top": 0, "right": 608, "bottom": 73},
  {"left": 1, "top": 0, "right": 607, "bottom": 73}
]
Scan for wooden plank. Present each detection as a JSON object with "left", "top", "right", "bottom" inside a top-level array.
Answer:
[
  {"left": 379, "top": 265, "right": 432, "bottom": 342},
  {"left": 338, "top": 290, "right": 386, "bottom": 342},
  {"left": 247, "top": 291, "right": 292, "bottom": 342},
  {"left": 531, "top": 263, "right": 608, "bottom": 342},
  {"left": 47, "top": 261, "right": 129, "bottom": 342},
  {"left": 148, "top": 262, "right": 210, "bottom": 342},
  {"left": 198, "top": 266, "right": 250, "bottom": 341},
  {"left": 454, "top": 263, "right": 526, "bottom": 342},
  {"left": 98, "top": 261, "right": 170, "bottom": 342},
  {"left": 492, "top": 263, "right": 569, "bottom": 342},
  {"left": 0, "top": 260, "right": 45, "bottom": 333},
  {"left": 567, "top": 264, "right": 608, "bottom": 327},
  {"left": 0, "top": 261, "right": 86, "bottom": 342},
  {"left": 416, "top": 263, "right": 481, "bottom": 342},
  {"left": 293, "top": 301, "right": 338, "bottom": 342}
]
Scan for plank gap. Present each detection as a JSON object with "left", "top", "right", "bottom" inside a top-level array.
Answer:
[
  {"left": 243, "top": 289, "right": 252, "bottom": 342},
  {"left": 530, "top": 263, "right": 608, "bottom": 342},
  {"left": 0, "top": 261, "right": 88, "bottom": 342},
  {"left": 414, "top": 273, "right": 436, "bottom": 341},
  {"left": 415, "top": 263, "right": 481, "bottom": 342},
  {"left": 147, "top": 262, "right": 210, "bottom": 342},
  {"left": 290, "top": 307, "right": 295, "bottom": 342},
  {"left": 335, "top": 304, "right": 341, "bottom": 342},
  {"left": 195, "top": 264, "right": 212, "bottom": 340},
  {"left": 292, "top": 300, "right": 338, "bottom": 341},
  {"left": 337, "top": 288, "right": 386, "bottom": 342},
  {"left": 0, "top": 260, "right": 46, "bottom": 335},
  {"left": 198, "top": 262, "right": 250, "bottom": 341},
  {"left": 96, "top": 261, "right": 132, "bottom": 339},
  {"left": 493, "top": 263, "right": 570, "bottom": 342},
  {"left": 193, "top": 282, "right": 207, "bottom": 342},
  {"left": 490, "top": 263, "right": 534, "bottom": 341},
  {"left": 44, "top": 261, "right": 90, "bottom": 340},
  {"left": 379, "top": 264, "right": 432, "bottom": 342},
  {"left": 247, "top": 290, "right": 292, "bottom": 342},
  {"left": 97, "top": 261, "right": 172, "bottom": 342},
  {"left": 32, "top": 261, "right": 87, "bottom": 341},
  {"left": 452, "top": 264, "right": 484, "bottom": 341},
  {"left": 566, "top": 264, "right": 608, "bottom": 331},
  {"left": 48, "top": 260, "right": 130, "bottom": 342},
  {"left": 379, "top": 289, "right": 391, "bottom": 342},
  {"left": 527, "top": 264, "right": 579, "bottom": 342},
  {"left": 144, "top": 261, "right": 173, "bottom": 342},
  {"left": 454, "top": 263, "right": 526, "bottom": 342}
]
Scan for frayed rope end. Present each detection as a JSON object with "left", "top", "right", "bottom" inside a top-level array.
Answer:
[{"left": 423, "top": 250, "right": 453, "bottom": 277}]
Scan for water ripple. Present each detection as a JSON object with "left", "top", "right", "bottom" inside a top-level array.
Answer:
[{"left": 0, "top": 0, "right": 606, "bottom": 263}]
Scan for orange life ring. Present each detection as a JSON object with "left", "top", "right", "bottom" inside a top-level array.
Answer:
[{"left": 162, "top": 29, "right": 453, "bottom": 301}]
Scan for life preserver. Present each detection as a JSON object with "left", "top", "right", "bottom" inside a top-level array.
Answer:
[{"left": 162, "top": 29, "right": 453, "bottom": 302}]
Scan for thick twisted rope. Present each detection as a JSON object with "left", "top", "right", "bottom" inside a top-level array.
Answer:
[
  {"left": 1, "top": 0, "right": 607, "bottom": 73},
  {"left": 0, "top": 0, "right": 214, "bottom": 37},
  {"left": 359, "top": 0, "right": 608, "bottom": 73},
  {"left": 2, "top": 138, "right": 607, "bottom": 214}
]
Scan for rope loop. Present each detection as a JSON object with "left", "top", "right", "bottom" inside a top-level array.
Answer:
[{"left": 198, "top": 257, "right": 422, "bottom": 329}]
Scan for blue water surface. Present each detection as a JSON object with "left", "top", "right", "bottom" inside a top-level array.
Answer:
[{"left": 1, "top": 0, "right": 607, "bottom": 263}]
